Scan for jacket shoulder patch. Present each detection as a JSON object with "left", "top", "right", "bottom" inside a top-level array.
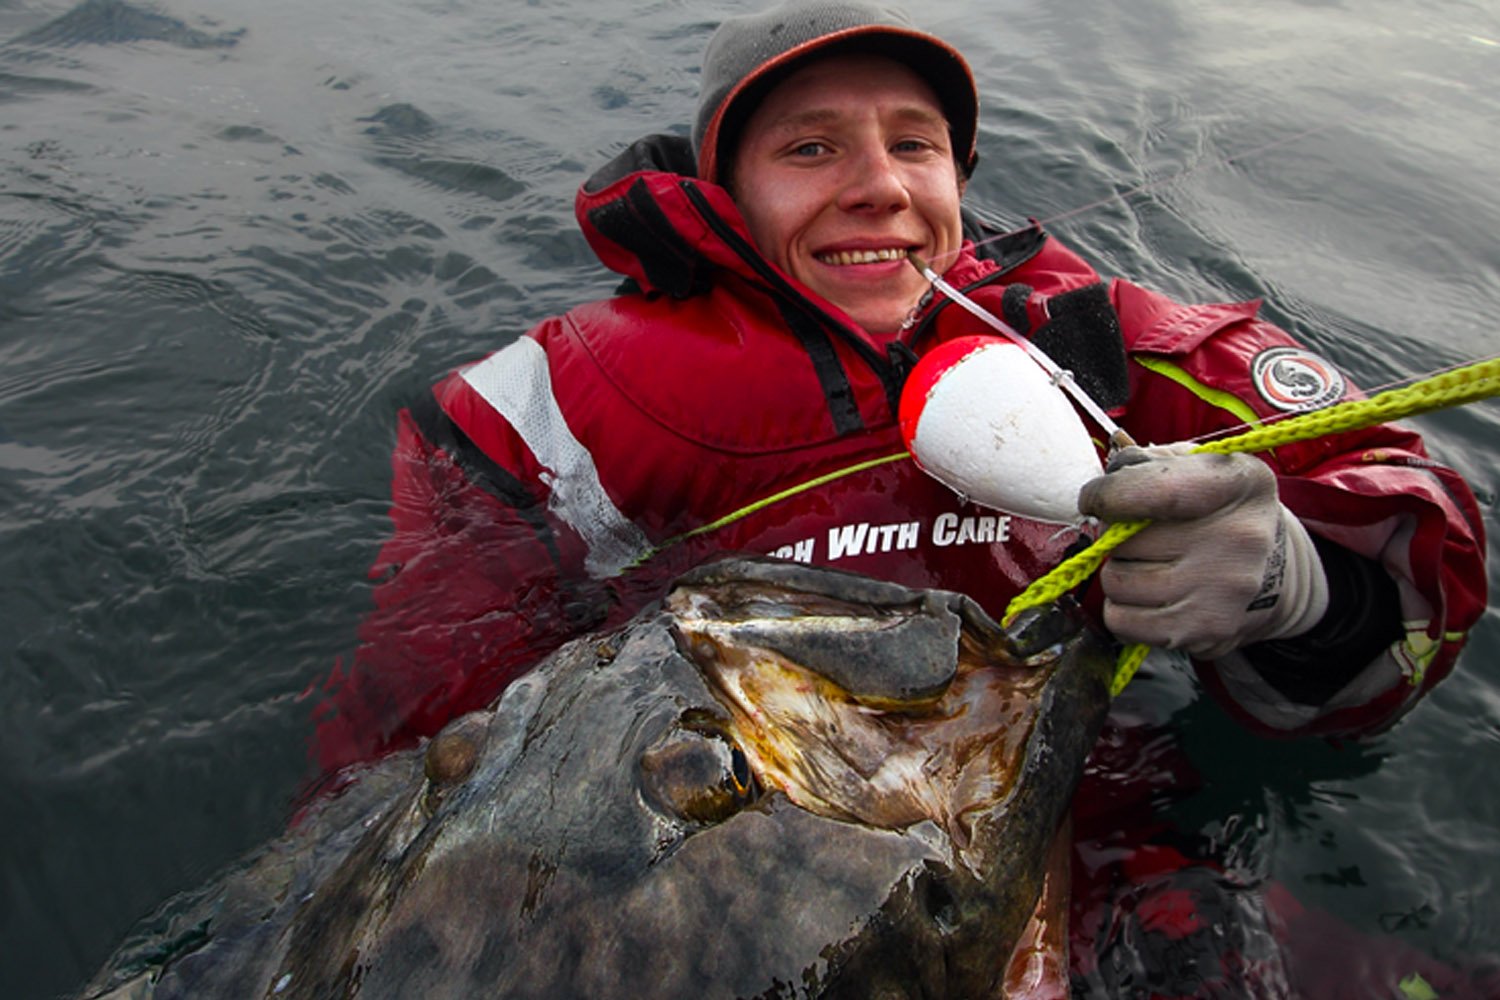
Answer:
[{"left": 1251, "top": 347, "right": 1347, "bottom": 412}]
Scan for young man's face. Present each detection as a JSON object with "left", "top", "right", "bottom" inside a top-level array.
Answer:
[{"left": 730, "top": 52, "right": 966, "bottom": 336}]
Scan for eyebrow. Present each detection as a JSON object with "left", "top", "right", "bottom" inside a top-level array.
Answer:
[{"left": 763, "top": 105, "right": 949, "bottom": 134}]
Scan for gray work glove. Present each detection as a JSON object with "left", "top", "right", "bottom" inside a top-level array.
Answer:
[{"left": 1076, "top": 445, "right": 1329, "bottom": 659}]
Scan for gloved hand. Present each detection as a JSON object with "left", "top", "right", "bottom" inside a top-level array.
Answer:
[{"left": 1076, "top": 445, "right": 1329, "bottom": 659}]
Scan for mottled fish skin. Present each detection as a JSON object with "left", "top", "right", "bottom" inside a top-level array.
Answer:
[{"left": 78, "top": 559, "right": 1113, "bottom": 1000}]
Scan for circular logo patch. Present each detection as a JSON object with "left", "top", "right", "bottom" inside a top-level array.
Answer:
[{"left": 1250, "top": 347, "right": 1346, "bottom": 412}]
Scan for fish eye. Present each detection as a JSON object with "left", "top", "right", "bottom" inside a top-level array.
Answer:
[
  {"left": 730, "top": 745, "right": 751, "bottom": 796},
  {"left": 640, "top": 727, "right": 759, "bottom": 825}
]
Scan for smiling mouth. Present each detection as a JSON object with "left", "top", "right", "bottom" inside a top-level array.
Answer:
[{"left": 815, "top": 247, "right": 910, "bottom": 266}]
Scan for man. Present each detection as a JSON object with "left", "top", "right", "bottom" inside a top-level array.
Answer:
[{"left": 312, "top": 1, "right": 1486, "bottom": 992}]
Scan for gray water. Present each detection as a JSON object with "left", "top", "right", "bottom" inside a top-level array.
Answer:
[{"left": 1, "top": 0, "right": 1497, "bottom": 996}]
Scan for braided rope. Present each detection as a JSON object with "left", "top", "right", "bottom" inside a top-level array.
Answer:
[{"left": 1003, "top": 356, "right": 1500, "bottom": 696}]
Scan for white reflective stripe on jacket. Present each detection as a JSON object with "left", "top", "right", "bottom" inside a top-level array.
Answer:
[{"left": 460, "top": 338, "right": 651, "bottom": 578}]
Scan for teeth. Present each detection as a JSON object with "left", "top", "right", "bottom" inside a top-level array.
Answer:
[{"left": 816, "top": 248, "right": 907, "bottom": 266}]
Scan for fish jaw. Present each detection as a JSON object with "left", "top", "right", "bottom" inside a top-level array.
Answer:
[{"left": 674, "top": 623, "right": 1053, "bottom": 872}]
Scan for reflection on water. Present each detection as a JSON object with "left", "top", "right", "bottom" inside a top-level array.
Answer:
[{"left": 1, "top": 0, "right": 1496, "bottom": 996}]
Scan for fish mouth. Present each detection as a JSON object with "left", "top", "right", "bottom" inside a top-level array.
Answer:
[
  {"left": 691, "top": 633, "right": 1048, "bottom": 865},
  {"left": 664, "top": 563, "right": 1066, "bottom": 873}
]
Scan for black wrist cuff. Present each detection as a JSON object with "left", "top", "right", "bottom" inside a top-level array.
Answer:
[{"left": 1239, "top": 534, "right": 1403, "bottom": 707}]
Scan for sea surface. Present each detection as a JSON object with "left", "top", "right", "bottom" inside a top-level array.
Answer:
[{"left": 2, "top": 0, "right": 1497, "bottom": 996}]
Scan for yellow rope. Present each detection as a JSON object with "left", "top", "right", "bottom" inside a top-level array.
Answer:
[{"left": 1003, "top": 356, "right": 1500, "bottom": 696}]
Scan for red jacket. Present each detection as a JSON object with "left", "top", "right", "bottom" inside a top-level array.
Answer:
[{"left": 311, "top": 134, "right": 1486, "bottom": 775}]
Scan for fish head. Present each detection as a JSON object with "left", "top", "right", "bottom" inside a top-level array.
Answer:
[{"left": 340, "top": 559, "right": 1111, "bottom": 998}]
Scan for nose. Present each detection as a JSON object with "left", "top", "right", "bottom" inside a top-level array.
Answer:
[{"left": 837, "top": 145, "right": 912, "bottom": 214}]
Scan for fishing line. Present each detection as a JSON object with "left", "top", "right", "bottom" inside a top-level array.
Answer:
[
  {"left": 1033, "top": 122, "right": 1338, "bottom": 231},
  {"left": 928, "top": 119, "right": 1344, "bottom": 270}
]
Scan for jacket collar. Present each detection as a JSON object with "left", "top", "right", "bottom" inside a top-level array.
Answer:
[{"left": 575, "top": 134, "right": 765, "bottom": 300}]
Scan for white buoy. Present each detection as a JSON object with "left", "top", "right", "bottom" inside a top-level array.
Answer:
[{"left": 899, "top": 336, "right": 1105, "bottom": 524}]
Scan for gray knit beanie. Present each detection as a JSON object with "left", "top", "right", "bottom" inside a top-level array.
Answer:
[{"left": 693, "top": 0, "right": 979, "bottom": 183}]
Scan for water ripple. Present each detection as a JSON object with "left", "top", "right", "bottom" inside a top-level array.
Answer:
[{"left": 12, "top": 0, "right": 243, "bottom": 50}]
